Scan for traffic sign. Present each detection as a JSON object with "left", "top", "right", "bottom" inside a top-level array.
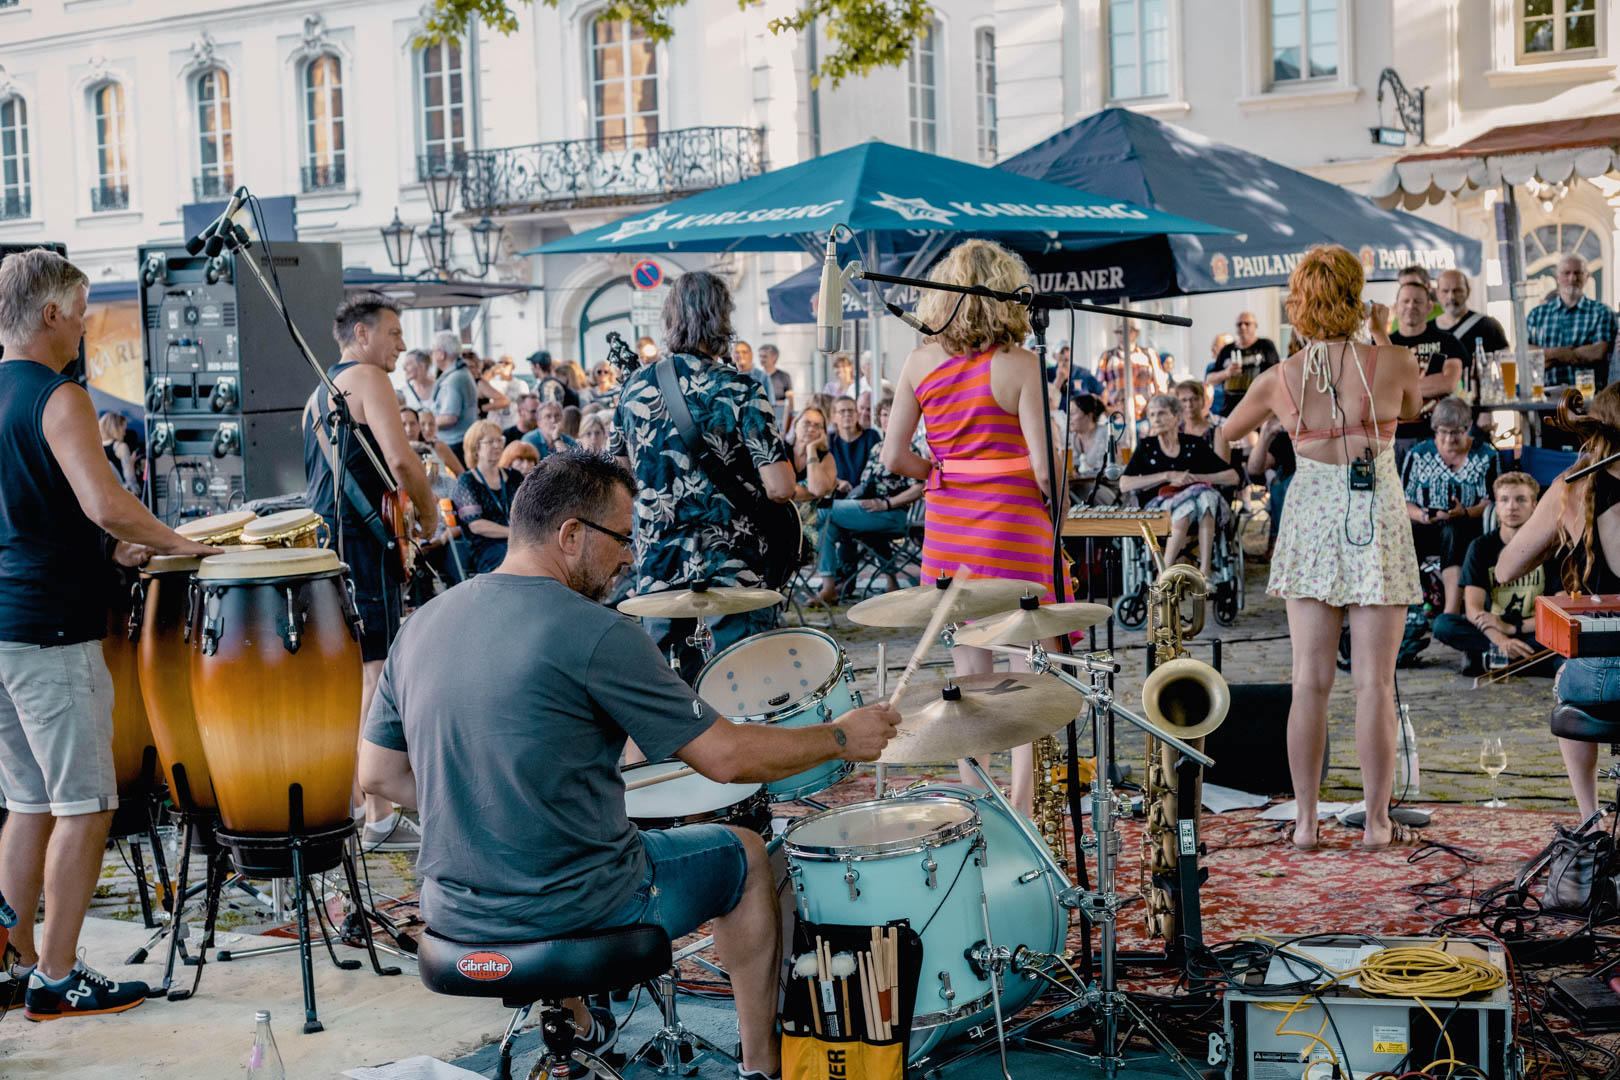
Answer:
[
  {"left": 631, "top": 260, "right": 663, "bottom": 290},
  {"left": 630, "top": 284, "right": 668, "bottom": 326}
]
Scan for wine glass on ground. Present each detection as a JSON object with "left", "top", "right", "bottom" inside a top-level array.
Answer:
[{"left": 1480, "top": 736, "right": 1508, "bottom": 808}]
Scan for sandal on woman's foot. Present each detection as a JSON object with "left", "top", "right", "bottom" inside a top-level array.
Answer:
[
  {"left": 1290, "top": 825, "right": 1321, "bottom": 852},
  {"left": 1355, "top": 821, "right": 1419, "bottom": 852}
]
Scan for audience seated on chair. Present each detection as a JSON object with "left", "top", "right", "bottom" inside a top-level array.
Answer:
[
  {"left": 1401, "top": 396, "right": 1498, "bottom": 616},
  {"left": 817, "top": 397, "right": 925, "bottom": 604}
]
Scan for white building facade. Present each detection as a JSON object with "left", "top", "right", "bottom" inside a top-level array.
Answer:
[{"left": 1, "top": 0, "right": 1616, "bottom": 399}]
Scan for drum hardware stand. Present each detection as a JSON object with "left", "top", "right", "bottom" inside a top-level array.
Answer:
[
  {"left": 626, "top": 952, "right": 740, "bottom": 1077},
  {"left": 109, "top": 747, "right": 176, "bottom": 933},
  {"left": 207, "top": 786, "right": 402, "bottom": 1034}
]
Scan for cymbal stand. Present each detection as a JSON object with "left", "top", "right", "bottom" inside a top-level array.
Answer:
[{"left": 970, "top": 643, "right": 1208, "bottom": 1078}]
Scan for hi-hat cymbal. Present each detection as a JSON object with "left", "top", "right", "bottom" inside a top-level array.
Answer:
[
  {"left": 951, "top": 602, "right": 1114, "bottom": 647},
  {"left": 618, "top": 586, "right": 784, "bottom": 619},
  {"left": 846, "top": 578, "right": 1037, "bottom": 628},
  {"left": 878, "top": 673, "right": 1083, "bottom": 763}
]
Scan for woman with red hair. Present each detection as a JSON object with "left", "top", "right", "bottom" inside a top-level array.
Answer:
[{"left": 1215, "top": 244, "right": 1422, "bottom": 852}]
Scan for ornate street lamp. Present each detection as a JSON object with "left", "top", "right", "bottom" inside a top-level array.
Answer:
[
  {"left": 422, "top": 219, "right": 453, "bottom": 276},
  {"left": 379, "top": 207, "right": 415, "bottom": 275},
  {"left": 423, "top": 164, "right": 459, "bottom": 218},
  {"left": 469, "top": 215, "right": 504, "bottom": 278}
]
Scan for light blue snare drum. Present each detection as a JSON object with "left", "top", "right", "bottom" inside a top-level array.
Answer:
[
  {"left": 783, "top": 796, "right": 992, "bottom": 1062},
  {"left": 695, "top": 628, "right": 859, "bottom": 800}
]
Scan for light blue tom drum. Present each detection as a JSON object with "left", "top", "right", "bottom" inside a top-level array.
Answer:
[
  {"left": 783, "top": 789, "right": 1066, "bottom": 1064},
  {"left": 695, "top": 628, "right": 858, "bottom": 800}
]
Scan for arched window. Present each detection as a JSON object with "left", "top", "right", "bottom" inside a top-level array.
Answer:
[
  {"left": 195, "top": 69, "right": 233, "bottom": 200},
  {"left": 91, "top": 83, "right": 130, "bottom": 211},
  {"left": 302, "top": 55, "right": 345, "bottom": 191},
  {"left": 1524, "top": 221, "right": 1606, "bottom": 302},
  {"left": 0, "top": 96, "right": 28, "bottom": 221},
  {"left": 590, "top": 17, "right": 657, "bottom": 149},
  {"left": 418, "top": 39, "right": 466, "bottom": 170},
  {"left": 907, "top": 23, "right": 939, "bottom": 153}
]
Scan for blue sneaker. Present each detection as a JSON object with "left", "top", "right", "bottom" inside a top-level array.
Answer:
[{"left": 23, "top": 956, "right": 148, "bottom": 1021}]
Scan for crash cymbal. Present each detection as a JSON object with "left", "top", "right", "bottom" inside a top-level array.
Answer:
[
  {"left": 846, "top": 577, "right": 1037, "bottom": 628},
  {"left": 950, "top": 601, "right": 1114, "bottom": 647},
  {"left": 878, "top": 673, "right": 1083, "bottom": 763},
  {"left": 618, "top": 586, "right": 784, "bottom": 619}
]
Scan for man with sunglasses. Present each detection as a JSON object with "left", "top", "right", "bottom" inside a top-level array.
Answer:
[{"left": 359, "top": 451, "right": 899, "bottom": 1080}]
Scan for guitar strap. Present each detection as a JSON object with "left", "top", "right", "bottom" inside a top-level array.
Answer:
[{"left": 304, "top": 386, "right": 394, "bottom": 555}]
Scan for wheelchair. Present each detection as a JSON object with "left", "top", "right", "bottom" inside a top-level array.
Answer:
[{"left": 1112, "top": 483, "right": 1247, "bottom": 631}]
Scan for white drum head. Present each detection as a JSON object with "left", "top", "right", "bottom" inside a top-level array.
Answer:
[
  {"left": 786, "top": 797, "right": 977, "bottom": 853},
  {"left": 696, "top": 629, "right": 841, "bottom": 717},
  {"left": 177, "top": 510, "right": 258, "bottom": 542},
  {"left": 241, "top": 508, "right": 322, "bottom": 542},
  {"left": 197, "top": 547, "right": 342, "bottom": 580},
  {"left": 623, "top": 760, "right": 761, "bottom": 818}
]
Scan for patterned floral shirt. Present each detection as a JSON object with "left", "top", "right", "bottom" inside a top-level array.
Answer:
[
  {"left": 1400, "top": 439, "right": 1499, "bottom": 512},
  {"left": 853, "top": 437, "right": 925, "bottom": 501},
  {"left": 611, "top": 354, "right": 790, "bottom": 592}
]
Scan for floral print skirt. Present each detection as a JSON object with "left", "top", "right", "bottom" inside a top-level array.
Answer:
[{"left": 1268, "top": 449, "right": 1420, "bottom": 609}]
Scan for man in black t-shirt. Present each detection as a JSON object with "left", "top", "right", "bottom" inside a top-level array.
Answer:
[
  {"left": 1206, "top": 312, "right": 1279, "bottom": 417},
  {"left": 1389, "top": 281, "right": 1467, "bottom": 469},
  {"left": 1435, "top": 271, "right": 1509, "bottom": 359},
  {"left": 1432, "top": 472, "right": 1549, "bottom": 676}
]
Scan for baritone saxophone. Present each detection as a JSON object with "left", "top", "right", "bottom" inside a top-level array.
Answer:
[{"left": 1139, "top": 564, "right": 1229, "bottom": 943}]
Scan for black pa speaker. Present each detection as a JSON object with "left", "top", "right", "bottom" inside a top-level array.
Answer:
[{"left": 1203, "top": 682, "right": 1329, "bottom": 795}]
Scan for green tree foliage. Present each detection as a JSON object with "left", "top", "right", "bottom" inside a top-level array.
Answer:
[{"left": 419, "top": 0, "right": 935, "bottom": 87}]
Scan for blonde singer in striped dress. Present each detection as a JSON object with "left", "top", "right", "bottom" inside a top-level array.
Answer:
[{"left": 881, "top": 239, "right": 1074, "bottom": 815}]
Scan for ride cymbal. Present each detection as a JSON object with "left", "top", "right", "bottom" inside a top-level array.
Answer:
[
  {"left": 878, "top": 673, "right": 1083, "bottom": 763},
  {"left": 950, "top": 601, "right": 1114, "bottom": 647},
  {"left": 846, "top": 578, "right": 1037, "bottom": 628},
  {"left": 618, "top": 586, "right": 784, "bottom": 619}
]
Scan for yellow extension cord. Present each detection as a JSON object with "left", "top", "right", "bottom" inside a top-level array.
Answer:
[{"left": 1246, "top": 938, "right": 1506, "bottom": 1077}]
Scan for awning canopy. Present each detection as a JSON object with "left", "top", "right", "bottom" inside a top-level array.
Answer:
[
  {"left": 1370, "top": 112, "right": 1620, "bottom": 209},
  {"left": 343, "top": 268, "right": 541, "bottom": 309}
]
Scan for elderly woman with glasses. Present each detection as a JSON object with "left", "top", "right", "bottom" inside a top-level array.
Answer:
[
  {"left": 452, "top": 420, "right": 525, "bottom": 574},
  {"left": 1401, "top": 395, "right": 1498, "bottom": 615}
]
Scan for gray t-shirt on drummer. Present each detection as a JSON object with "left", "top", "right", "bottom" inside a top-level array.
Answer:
[{"left": 363, "top": 574, "right": 721, "bottom": 941}]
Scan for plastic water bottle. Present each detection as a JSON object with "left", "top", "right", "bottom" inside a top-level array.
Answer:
[
  {"left": 1395, "top": 704, "right": 1421, "bottom": 799},
  {"left": 246, "top": 1010, "right": 286, "bottom": 1078}
]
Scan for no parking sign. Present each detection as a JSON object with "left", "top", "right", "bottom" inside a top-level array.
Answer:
[{"left": 631, "top": 260, "right": 663, "bottom": 290}]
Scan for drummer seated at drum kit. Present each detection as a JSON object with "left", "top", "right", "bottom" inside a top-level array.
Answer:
[{"left": 357, "top": 451, "right": 899, "bottom": 1079}]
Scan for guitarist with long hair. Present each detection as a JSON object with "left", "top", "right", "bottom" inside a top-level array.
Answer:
[
  {"left": 302, "top": 292, "right": 436, "bottom": 851},
  {"left": 611, "top": 271, "right": 799, "bottom": 684}
]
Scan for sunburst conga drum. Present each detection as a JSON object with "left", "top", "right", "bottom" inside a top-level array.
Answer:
[
  {"left": 176, "top": 510, "right": 258, "bottom": 546},
  {"left": 106, "top": 575, "right": 158, "bottom": 801},
  {"left": 240, "top": 508, "right": 327, "bottom": 550},
  {"left": 189, "top": 549, "right": 362, "bottom": 874},
  {"left": 137, "top": 555, "right": 217, "bottom": 813}
]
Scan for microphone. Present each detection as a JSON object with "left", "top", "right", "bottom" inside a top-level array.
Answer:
[
  {"left": 815, "top": 233, "right": 842, "bottom": 354},
  {"left": 185, "top": 187, "right": 247, "bottom": 256},
  {"left": 1104, "top": 411, "right": 1126, "bottom": 480},
  {"left": 888, "top": 306, "right": 929, "bottom": 336}
]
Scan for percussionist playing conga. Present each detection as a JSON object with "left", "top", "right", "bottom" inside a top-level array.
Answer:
[
  {"left": 0, "top": 249, "right": 217, "bottom": 1020},
  {"left": 358, "top": 451, "right": 899, "bottom": 1080}
]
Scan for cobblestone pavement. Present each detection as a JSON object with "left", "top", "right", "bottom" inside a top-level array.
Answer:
[{"left": 86, "top": 559, "right": 1581, "bottom": 932}]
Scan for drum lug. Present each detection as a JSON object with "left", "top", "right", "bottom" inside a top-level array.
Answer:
[
  {"left": 974, "top": 833, "right": 987, "bottom": 869},
  {"left": 921, "top": 848, "right": 938, "bottom": 889},
  {"left": 938, "top": 970, "right": 955, "bottom": 1005},
  {"left": 201, "top": 589, "right": 223, "bottom": 657},
  {"left": 275, "top": 586, "right": 304, "bottom": 653},
  {"left": 185, "top": 579, "right": 200, "bottom": 644},
  {"left": 788, "top": 863, "right": 808, "bottom": 921},
  {"left": 341, "top": 578, "right": 364, "bottom": 642},
  {"left": 841, "top": 856, "right": 860, "bottom": 902},
  {"left": 126, "top": 580, "right": 143, "bottom": 642}
]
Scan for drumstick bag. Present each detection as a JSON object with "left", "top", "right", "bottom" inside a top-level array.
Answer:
[{"left": 781, "top": 919, "right": 922, "bottom": 1080}]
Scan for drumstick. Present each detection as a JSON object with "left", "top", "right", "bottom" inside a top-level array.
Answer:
[
  {"left": 858, "top": 952, "right": 879, "bottom": 1040},
  {"left": 887, "top": 565, "right": 971, "bottom": 709},
  {"left": 623, "top": 766, "right": 697, "bottom": 791}
]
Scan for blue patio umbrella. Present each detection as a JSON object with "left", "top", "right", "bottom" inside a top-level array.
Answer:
[{"left": 523, "top": 140, "right": 1229, "bottom": 256}]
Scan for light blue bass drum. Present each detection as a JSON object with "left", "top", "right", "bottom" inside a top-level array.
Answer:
[
  {"left": 782, "top": 786, "right": 1067, "bottom": 1063},
  {"left": 695, "top": 628, "right": 858, "bottom": 800}
]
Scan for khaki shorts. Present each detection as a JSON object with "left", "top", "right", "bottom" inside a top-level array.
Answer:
[{"left": 0, "top": 639, "right": 118, "bottom": 816}]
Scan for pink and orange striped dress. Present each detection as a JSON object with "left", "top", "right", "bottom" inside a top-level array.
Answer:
[{"left": 916, "top": 349, "right": 1073, "bottom": 603}]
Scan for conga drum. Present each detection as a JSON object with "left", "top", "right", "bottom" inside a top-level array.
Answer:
[
  {"left": 240, "top": 509, "right": 327, "bottom": 550},
  {"left": 190, "top": 549, "right": 362, "bottom": 875},
  {"left": 176, "top": 509, "right": 258, "bottom": 546},
  {"left": 137, "top": 555, "right": 216, "bottom": 813},
  {"left": 105, "top": 577, "right": 158, "bottom": 801}
]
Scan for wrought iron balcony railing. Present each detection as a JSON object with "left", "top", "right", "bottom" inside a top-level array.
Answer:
[
  {"left": 420, "top": 126, "right": 766, "bottom": 214},
  {"left": 301, "top": 161, "right": 346, "bottom": 193},
  {"left": 0, "top": 191, "right": 29, "bottom": 221},
  {"left": 90, "top": 184, "right": 130, "bottom": 212},
  {"left": 193, "top": 172, "right": 236, "bottom": 201}
]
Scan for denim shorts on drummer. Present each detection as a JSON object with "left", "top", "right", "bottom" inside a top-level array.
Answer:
[
  {"left": 0, "top": 640, "right": 118, "bottom": 816},
  {"left": 598, "top": 823, "right": 750, "bottom": 940}
]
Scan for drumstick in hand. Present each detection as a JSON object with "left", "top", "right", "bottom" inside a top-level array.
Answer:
[
  {"left": 887, "top": 565, "right": 971, "bottom": 709},
  {"left": 623, "top": 766, "right": 697, "bottom": 791}
]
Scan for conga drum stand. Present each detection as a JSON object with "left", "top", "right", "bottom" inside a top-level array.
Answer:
[{"left": 211, "top": 785, "right": 401, "bottom": 1034}]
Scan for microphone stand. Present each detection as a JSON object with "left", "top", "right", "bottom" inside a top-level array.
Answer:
[{"left": 856, "top": 261, "right": 1188, "bottom": 997}]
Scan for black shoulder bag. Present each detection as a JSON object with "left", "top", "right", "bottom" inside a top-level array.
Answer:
[{"left": 652, "top": 357, "right": 802, "bottom": 589}]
